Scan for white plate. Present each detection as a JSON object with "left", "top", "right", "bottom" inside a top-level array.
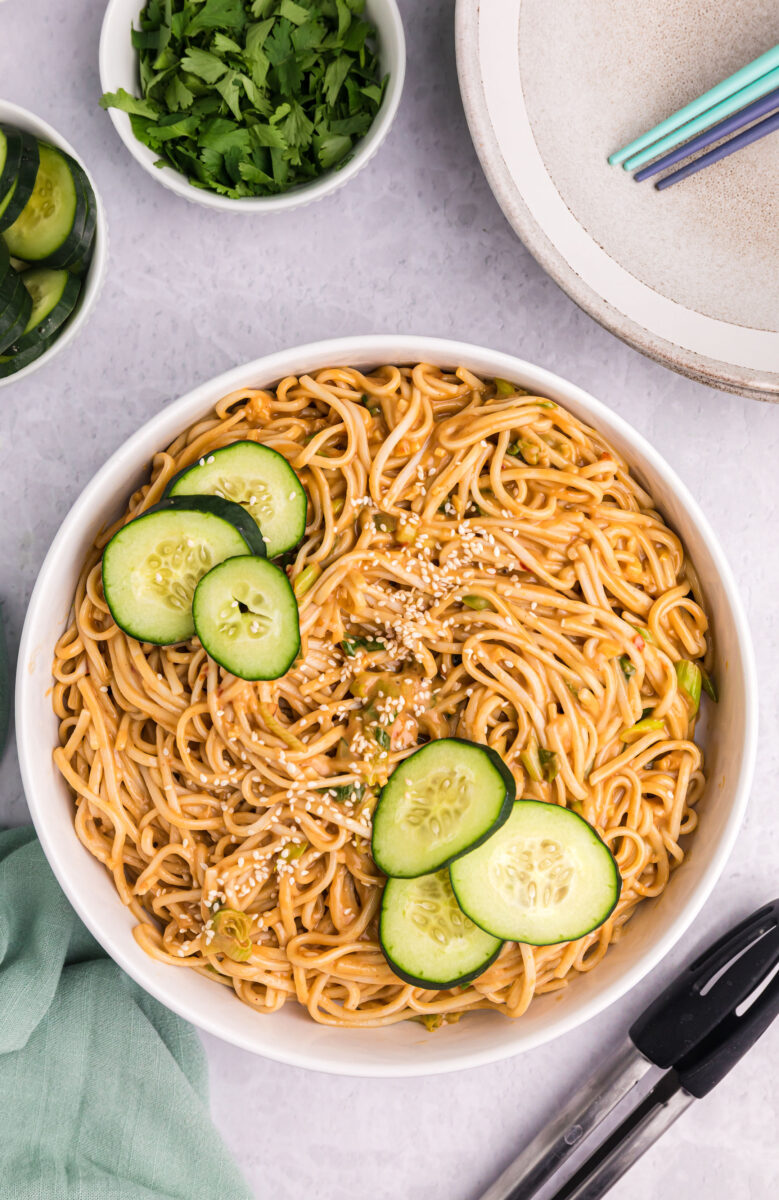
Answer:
[
  {"left": 16, "top": 335, "right": 757, "bottom": 1076},
  {"left": 0, "top": 101, "right": 108, "bottom": 388},
  {"left": 455, "top": 0, "right": 779, "bottom": 400}
]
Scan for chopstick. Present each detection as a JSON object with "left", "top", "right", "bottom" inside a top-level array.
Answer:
[
  {"left": 608, "top": 42, "right": 779, "bottom": 165},
  {"left": 655, "top": 108, "right": 779, "bottom": 190},
  {"left": 634, "top": 86, "right": 779, "bottom": 181},
  {"left": 622, "top": 64, "right": 779, "bottom": 171}
]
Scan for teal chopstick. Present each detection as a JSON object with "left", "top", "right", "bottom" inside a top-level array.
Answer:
[
  {"left": 622, "top": 64, "right": 779, "bottom": 170},
  {"left": 608, "top": 41, "right": 779, "bottom": 165}
]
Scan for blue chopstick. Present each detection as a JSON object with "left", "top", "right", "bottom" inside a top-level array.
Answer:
[
  {"left": 634, "top": 86, "right": 779, "bottom": 181},
  {"left": 608, "top": 42, "right": 779, "bottom": 165},
  {"left": 655, "top": 107, "right": 779, "bottom": 190}
]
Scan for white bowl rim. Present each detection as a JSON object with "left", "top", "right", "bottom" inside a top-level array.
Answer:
[
  {"left": 98, "top": 0, "right": 406, "bottom": 213},
  {"left": 16, "top": 334, "right": 758, "bottom": 1076},
  {"left": 0, "top": 100, "right": 108, "bottom": 388}
]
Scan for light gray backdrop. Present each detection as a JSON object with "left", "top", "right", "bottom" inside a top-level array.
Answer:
[{"left": 1, "top": 2, "right": 777, "bottom": 1197}]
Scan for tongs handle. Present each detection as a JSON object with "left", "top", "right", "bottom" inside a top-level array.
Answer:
[{"left": 629, "top": 899, "right": 779, "bottom": 1069}]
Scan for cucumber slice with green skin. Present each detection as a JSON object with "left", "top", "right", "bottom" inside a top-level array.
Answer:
[
  {"left": 192, "top": 556, "right": 300, "bottom": 680},
  {"left": 1, "top": 143, "right": 81, "bottom": 263},
  {"left": 10, "top": 268, "right": 81, "bottom": 353},
  {"left": 165, "top": 441, "right": 307, "bottom": 558},
  {"left": 102, "top": 500, "right": 262, "bottom": 645},
  {"left": 0, "top": 132, "right": 39, "bottom": 232},
  {"left": 43, "top": 158, "right": 96, "bottom": 272},
  {"left": 0, "top": 126, "right": 23, "bottom": 206},
  {"left": 379, "top": 869, "right": 503, "bottom": 989},
  {"left": 371, "top": 738, "right": 516, "bottom": 878},
  {"left": 0, "top": 331, "right": 55, "bottom": 379},
  {"left": 449, "top": 800, "right": 622, "bottom": 945},
  {"left": 147, "top": 495, "right": 267, "bottom": 558},
  {"left": 0, "top": 267, "right": 33, "bottom": 356}
]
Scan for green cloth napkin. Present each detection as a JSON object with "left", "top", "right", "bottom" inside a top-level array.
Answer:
[{"left": 0, "top": 827, "right": 253, "bottom": 1200}]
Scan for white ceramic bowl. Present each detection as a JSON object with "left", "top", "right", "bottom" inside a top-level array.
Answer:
[
  {"left": 0, "top": 101, "right": 108, "bottom": 388},
  {"left": 99, "top": 0, "right": 405, "bottom": 213},
  {"left": 16, "top": 336, "right": 757, "bottom": 1076}
]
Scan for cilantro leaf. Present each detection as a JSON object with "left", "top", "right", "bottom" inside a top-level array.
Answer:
[
  {"left": 187, "top": 0, "right": 248, "bottom": 36},
  {"left": 100, "top": 88, "right": 160, "bottom": 119},
  {"left": 180, "top": 47, "right": 229, "bottom": 84}
]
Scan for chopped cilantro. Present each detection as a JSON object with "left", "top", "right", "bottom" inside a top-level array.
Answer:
[{"left": 100, "top": 0, "right": 388, "bottom": 197}]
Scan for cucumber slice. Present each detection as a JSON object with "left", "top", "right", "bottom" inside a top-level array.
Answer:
[
  {"left": 0, "top": 255, "right": 33, "bottom": 356},
  {"left": 192, "top": 555, "right": 300, "bottom": 680},
  {"left": 1, "top": 143, "right": 80, "bottom": 263},
  {"left": 11, "top": 268, "right": 81, "bottom": 353},
  {"left": 449, "top": 801, "right": 622, "bottom": 945},
  {"left": 166, "top": 441, "right": 307, "bottom": 558},
  {"left": 371, "top": 738, "right": 515, "bottom": 878},
  {"left": 0, "top": 332, "right": 55, "bottom": 379},
  {"left": 379, "top": 869, "right": 503, "bottom": 989},
  {"left": 102, "top": 501, "right": 261, "bottom": 645},
  {"left": 0, "top": 131, "right": 39, "bottom": 232},
  {"left": 0, "top": 126, "right": 23, "bottom": 203},
  {"left": 148, "top": 495, "right": 267, "bottom": 557},
  {"left": 43, "top": 157, "right": 96, "bottom": 272}
]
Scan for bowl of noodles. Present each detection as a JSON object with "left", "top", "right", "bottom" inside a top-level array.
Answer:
[{"left": 16, "top": 336, "right": 756, "bottom": 1076}]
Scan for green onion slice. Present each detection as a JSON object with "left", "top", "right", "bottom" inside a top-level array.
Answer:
[
  {"left": 210, "top": 908, "right": 253, "bottom": 963},
  {"left": 675, "top": 660, "right": 702, "bottom": 715},
  {"left": 620, "top": 717, "right": 664, "bottom": 743},
  {"left": 462, "top": 594, "right": 492, "bottom": 610}
]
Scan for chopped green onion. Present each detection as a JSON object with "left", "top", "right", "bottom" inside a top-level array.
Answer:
[
  {"left": 332, "top": 496, "right": 345, "bottom": 517},
  {"left": 334, "top": 782, "right": 366, "bottom": 804},
  {"left": 700, "top": 666, "right": 718, "bottom": 703},
  {"left": 508, "top": 439, "right": 539, "bottom": 465},
  {"left": 418, "top": 1013, "right": 443, "bottom": 1031},
  {"left": 494, "top": 377, "right": 515, "bottom": 396},
  {"left": 538, "top": 746, "right": 559, "bottom": 782},
  {"left": 675, "top": 660, "right": 702, "bottom": 715},
  {"left": 210, "top": 908, "right": 252, "bottom": 963},
  {"left": 280, "top": 841, "right": 308, "bottom": 861},
  {"left": 293, "top": 563, "right": 321, "bottom": 598},
  {"left": 565, "top": 680, "right": 579, "bottom": 698},
  {"left": 462, "top": 595, "right": 492, "bottom": 611},
  {"left": 630, "top": 624, "right": 655, "bottom": 645},
  {"left": 342, "top": 637, "right": 386, "bottom": 657},
  {"left": 538, "top": 400, "right": 557, "bottom": 409},
  {"left": 373, "top": 726, "right": 391, "bottom": 750},
  {"left": 520, "top": 737, "right": 543, "bottom": 782},
  {"left": 619, "top": 655, "right": 635, "bottom": 678},
  {"left": 374, "top": 513, "right": 396, "bottom": 532},
  {"left": 620, "top": 717, "right": 664, "bottom": 743}
]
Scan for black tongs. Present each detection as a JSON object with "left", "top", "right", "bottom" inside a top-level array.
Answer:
[{"left": 479, "top": 899, "right": 779, "bottom": 1200}]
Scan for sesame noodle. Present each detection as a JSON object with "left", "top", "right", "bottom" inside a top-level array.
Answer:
[{"left": 52, "top": 364, "right": 709, "bottom": 1027}]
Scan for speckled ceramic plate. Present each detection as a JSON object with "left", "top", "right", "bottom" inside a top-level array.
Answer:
[{"left": 455, "top": 0, "right": 779, "bottom": 400}]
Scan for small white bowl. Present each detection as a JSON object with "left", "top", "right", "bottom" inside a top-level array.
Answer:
[
  {"left": 0, "top": 101, "right": 108, "bottom": 388},
  {"left": 17, "top": 336, "right": 757, "bottom": 1076},
  {"left": 99, "top": 0, "right": 406, "bottom": 213}
]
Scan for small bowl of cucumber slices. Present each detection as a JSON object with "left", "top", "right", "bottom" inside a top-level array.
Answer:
[{"left": 0, "top": 101, "right": 107, "bottom": 385}]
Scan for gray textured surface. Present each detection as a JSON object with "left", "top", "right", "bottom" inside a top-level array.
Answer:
[{"left": 1, "top": 2, "right": 778, "bottom": 1197}]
